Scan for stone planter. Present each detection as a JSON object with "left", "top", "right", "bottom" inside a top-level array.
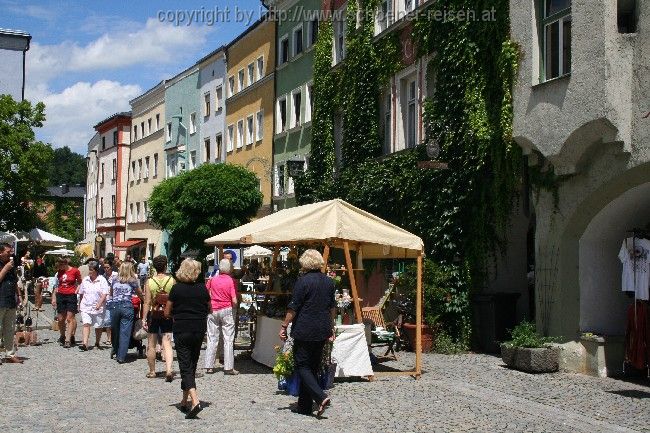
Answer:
[{"left": 501, "top": 344, "right": 559, "bottom": 373}]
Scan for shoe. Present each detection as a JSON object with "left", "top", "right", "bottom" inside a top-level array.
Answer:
[
  {"left": 63, "top": 341, "right": 71, "bottom": 349},
  {"left": 146, "top": 372, "right": 157, "bottom": 379},
  {"left": 79, "top": 345, "right": 88, "bottom": 351},
  {"left": 5, "top": 356, "right": 23, "bottom": 364},
  {"left": 185, "top": 403, "right": 203, "bottom": 419},
  {"left": 58, "top": 336, "right": 65, "bottom": 346},
  {"left": 165, "top": 373, "right": 174, "bottom": 382},
  {"left": 95, "top": 343, "right": 104, "bottom": 350},
  {"left": 179, "top": 404, "right": 190, "bottom": 414},
  {"left": 316, "top": 397, "right": 331, "bottom": 417},
  {"left": 290, "top": 407, "right": 312, "bottom": 415},
  {"left": 110, "top": 349, "right": 115, "bottom": 359},
  {"left": 223, "top": 369, "right": 239, "bottom": 375},
  {"left": 70, "top": 336, "right": 76, "bottom": 346},
  {"left": 205, "top": 368, "right": 215, "bottom": 374},
  {"left": 117, "top": 359, "right": 126, "bottom": 364}
]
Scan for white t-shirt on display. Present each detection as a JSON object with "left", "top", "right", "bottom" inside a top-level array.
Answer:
[{"left": 618, "top": 237, "right": 650, "bottom": 300}]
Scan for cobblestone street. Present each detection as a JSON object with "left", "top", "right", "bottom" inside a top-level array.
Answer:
[{"left": 1, "top": 328, "right": 649, "bottom": 433}]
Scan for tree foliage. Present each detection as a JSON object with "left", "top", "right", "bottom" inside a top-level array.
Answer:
[
  {"left": 44, "top": 200, "right": 84, "bottom": 243},
  {"left": 148, "top": 163, "right": 263, "bottom": 265},
  {"left": 47, "top": 146, "right": 87, "bottom": 186},
  {"left": 0, "top": 95, "right": 54, "bottom": 232}
]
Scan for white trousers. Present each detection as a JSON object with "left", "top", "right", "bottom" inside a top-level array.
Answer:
[{"left": 205, "top": 308, "right": 235, "bottom": 370}]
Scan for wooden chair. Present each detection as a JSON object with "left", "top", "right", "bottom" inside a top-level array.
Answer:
[{"left": 362, "top": 306, "right": 400, "bottom": 360}]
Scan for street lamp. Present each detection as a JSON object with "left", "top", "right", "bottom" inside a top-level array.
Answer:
[{"left": 0, "top": 28, "right": 31, "bottom": 102}]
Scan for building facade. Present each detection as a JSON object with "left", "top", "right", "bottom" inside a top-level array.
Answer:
[
  {"left": 84, "top": 133, "right": 100, "bottom": 251},
  {"left": 271, "top": 0, "right": 320, "bottom": 210},
  {"left": 225, "top": 14, "right": 276, "bottom": 216},
  {"left": 198, "top": 47, "right": 227, "bottom": 164},
  {"left": 94, "top": 112, "right": 132, "bottom": 257},
  {"left": 511, "top": 0, "right": 648, "bottom": 375},
  {"left": 122, "top": 81, "right": 166, "bottom": 260}
]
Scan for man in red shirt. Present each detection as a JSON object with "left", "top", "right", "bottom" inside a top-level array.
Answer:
[{"left": 52, "top": 257, "right": 82, "bottom": 348}]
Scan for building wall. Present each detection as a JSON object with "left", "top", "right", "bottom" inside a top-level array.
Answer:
[
  {"left": 85, "top": 133, "right": 100, "bottom": 243},
  {"left": 226, "top": 17, "right": 276, "bottom": 214},
  {"left": 511, "top": 0, "right": 650, "bottom": 344},
  {"left": 199, "top": 50, "right": 227, "bottom": 163}
]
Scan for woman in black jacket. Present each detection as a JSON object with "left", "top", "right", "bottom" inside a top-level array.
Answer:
[
  {"left": 279, "top": 249, "right": 335, "bottom": 417},
  {"left": 164, "top": 258, "right": 210, "bottom": 419}
]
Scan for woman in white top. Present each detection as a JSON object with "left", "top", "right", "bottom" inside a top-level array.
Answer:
[{"left": 77, "top": 261, "right": 110, "bottom": 351}]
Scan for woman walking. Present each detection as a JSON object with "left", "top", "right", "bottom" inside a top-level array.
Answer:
[
  {"left": 142, "top": 255, "right": 175, "bottom": 380},
  {"left": 205, "top": 259, "right": 239, "bottom": 375},
  {"left": 77, "top": 261, "right": 109, "bottom": 351},
  {"left": 279, "top": 249, "right": 335, "bottom": 417},
  {"left": 109, "top": 262, "right": 142, "bottom": 363},
  {"left": 164, "top": 258, "right": 209, "bottom": 419}
]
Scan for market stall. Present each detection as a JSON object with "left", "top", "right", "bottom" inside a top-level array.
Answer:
[{"left": 205, "top": 198, "right": 425, "bottom": 378}]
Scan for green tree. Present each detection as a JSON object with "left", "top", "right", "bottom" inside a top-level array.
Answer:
[
  {"left": 0, "top": 95, "right": 54, "bottom": 232},
  {"left": 148, "top": 163, "right": 262, "bottom": 265},
  {"left": 47, "top": 146, "right": 87, "bottom": 186},
  {"left": 45, "top": 199, "right": 84, "bottom": 243}
]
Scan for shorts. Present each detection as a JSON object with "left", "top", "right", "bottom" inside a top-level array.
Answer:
[
  {"left": 103, "top": 306, "right": 112, "bottom": 327},
  {"left": 56, "top": 293, "right": 78, "bottom": 314},
  {"left": 148, "top": 316, "right": 173, "bottom": 334},
  {"left": 80, "top": 312, "right": 104, "bottom": 328}
]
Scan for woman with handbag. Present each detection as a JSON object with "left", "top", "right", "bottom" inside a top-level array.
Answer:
[
  {"left": 109, "top": 262, "right": 143, "bottom": 363},
  {"left": 142, "top": 255, "right": 175, "bottom": 381}
]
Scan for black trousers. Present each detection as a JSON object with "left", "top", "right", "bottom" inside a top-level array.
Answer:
[
  {"left": 293, "top": 339, "right": 327, "bottom": 413},
  {"left": 174, "top": 331, "right": 205, "bottom": 391}
]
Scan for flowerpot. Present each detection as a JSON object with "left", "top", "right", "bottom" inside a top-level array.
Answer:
[
  {"left": 402, "top": 323, "right": 436, "bottom": 352},
  {"left": 500, "top": 343, "right": 516, "bottom": 366},
  {"left": 286, "top": 372, "right": 301, "bottom": 396}
]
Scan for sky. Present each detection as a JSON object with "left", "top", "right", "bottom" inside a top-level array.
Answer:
[{"left": 1, "top": 0, "right": 265, "bottom": 154}]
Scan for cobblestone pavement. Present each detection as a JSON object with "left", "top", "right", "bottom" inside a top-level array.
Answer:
[{"left": 1, "top": 328, "right": 649, "bottom": 433}]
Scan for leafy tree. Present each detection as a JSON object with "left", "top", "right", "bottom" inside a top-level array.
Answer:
[
  {"left": 0, "top": 95, "right": 54, "bottom": 232},
  {"left": 148, "top": 163, "right": 262, "bottom": 265},
  {"left": 47, "top": 146, "right": 87, "bottom": 186},
  {"left": 44, "top": 199, "right": 84, "bottom": 243}
]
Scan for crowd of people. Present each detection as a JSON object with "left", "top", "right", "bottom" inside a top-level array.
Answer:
[{"left": 0, "top": 243, "right": 333, "bottom": 419}]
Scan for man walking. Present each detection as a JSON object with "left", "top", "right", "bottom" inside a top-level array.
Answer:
[
  {"left": 52, "top": 257, "right": 82, "bottom": 348},
  {"left": 0, "top": 243, "right": 23, "bottom": 363},
  {"left": 137, "top": 257, "right": 149, "bottom": 288}
]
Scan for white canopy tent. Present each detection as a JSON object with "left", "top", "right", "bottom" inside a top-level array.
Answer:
[
  {"left": 243, "top": 245, "right": 273, "bottom": 258},
  {"left": 43, "top": 248, "right": 75, "bottom": 256},
  {"left": 29, "top": 228, "right": 72, "bottom": 246},
  {"left": 0, "top": 231, "right": 30, "bottom": 244}
]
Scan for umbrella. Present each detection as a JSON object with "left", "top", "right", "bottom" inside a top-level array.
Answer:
[
  {"left": 43, "top": 248, "right": 75, "bottom": 256},
  {"left": 243, "top": 245, "right": 273, "bottom": 258},
  {"left": 29, "top": 228, "right": 72, "bottom": 246}
]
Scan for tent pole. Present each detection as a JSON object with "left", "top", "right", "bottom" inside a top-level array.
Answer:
[
  {"left": 415, "top": 251, "right": 423, "bottom": 378},
  {"left": 344, "top": 241, "right": 362, "bottom": 324},
  {"left": 322, "top": 243, "right": 330, "bottom": 273}
]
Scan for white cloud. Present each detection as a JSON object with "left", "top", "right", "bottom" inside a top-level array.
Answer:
[{"left": 35, "top": 80, "right": 142, "bottom": 154}]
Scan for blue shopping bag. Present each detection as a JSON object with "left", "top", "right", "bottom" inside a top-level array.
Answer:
[{"left": 286, "top": 372, "right": 301, "bottom": 397}]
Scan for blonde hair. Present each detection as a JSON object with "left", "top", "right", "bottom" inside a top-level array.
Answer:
[
  {"left": 176, "top": 258, "right": 202, "bottom": 283},
  {"left": 299, "top": 249, "right": 324, "bottom": 271},
  {"left": 118, "top": 262, "right": 137, "bottom": 283}
]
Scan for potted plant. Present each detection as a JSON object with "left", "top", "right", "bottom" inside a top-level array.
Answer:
[
  {"left": 273, "top": 345, "right": 299, "bottom": 396},
  {"left": 501, "top": 320, "right": 559, "bottom": 373}
]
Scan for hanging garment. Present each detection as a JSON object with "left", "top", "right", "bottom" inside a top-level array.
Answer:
[
  {"left": 624, "top": 300, "right": 648, "bottom": 371},
  {"left": 619, "top": 237, "right": 650, "bottom": 300}
]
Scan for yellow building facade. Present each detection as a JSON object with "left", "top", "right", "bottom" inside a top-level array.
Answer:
[{"left": 225, "top": 15, "right": 275, "bottom": 216}]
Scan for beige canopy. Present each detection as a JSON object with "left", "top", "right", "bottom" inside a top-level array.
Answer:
[{"left": 205, "top": 199, "right": 423, "bottom": 258}]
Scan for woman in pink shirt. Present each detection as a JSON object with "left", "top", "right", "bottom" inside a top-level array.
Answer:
[{"left": 205, "top": 259, "right": 239, "bottom": 375}]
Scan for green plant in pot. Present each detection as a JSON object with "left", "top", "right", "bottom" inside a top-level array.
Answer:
[{"left": 501, "top": 320, "right": 559, "bottom": 373}]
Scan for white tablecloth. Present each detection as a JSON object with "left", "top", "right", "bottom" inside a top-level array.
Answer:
[
  {"left": 332, "top": 324, "right": 373, "bottom": 377},
  {"left": 252, "top": 316, "right": 284, "bottom": 367}
]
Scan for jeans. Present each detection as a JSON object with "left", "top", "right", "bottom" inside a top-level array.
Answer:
[
  {"left": 205, "top": 308, "right": 235, "bottom": 370},
  {"left": 293, "top": 339, "right": 327, "bottom": 413},
  {"left": 0, "top": 308, "right": 16, "bottom": 357},
  {"left": 110, "top": 301, "right": 134, "bottom": 362},
  {"left": 174, "top": 331, "right": 205, "bottom": 391}
]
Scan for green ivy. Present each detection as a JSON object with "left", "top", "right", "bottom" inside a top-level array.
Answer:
[{"left": 297, "top": 0, "right": 521, "bottom": 348}]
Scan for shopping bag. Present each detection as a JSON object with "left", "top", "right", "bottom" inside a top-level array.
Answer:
[
  {"left": 286, "top": 372, "right": 301, "bottom": 397},
  {"left": 132, "top": 319, "right": 148, "bottom": 340}
]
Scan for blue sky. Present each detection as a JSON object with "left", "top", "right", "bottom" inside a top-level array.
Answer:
[{"left": 1, "top": 0, "right": 265, "bottom": 154}]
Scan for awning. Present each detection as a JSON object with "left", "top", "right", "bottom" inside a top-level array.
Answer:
[
  {"left": 29, "top": 228, "right": 73, "bottom": 246},
  {"left": 113, "top": 239, "right": 146, "bottom": 249}
]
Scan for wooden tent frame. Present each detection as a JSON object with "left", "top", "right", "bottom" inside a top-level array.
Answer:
[{"left": 215, "top": 236, "right": 423, "bottom": 379}]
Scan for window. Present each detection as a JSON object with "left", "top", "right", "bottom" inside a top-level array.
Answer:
[
  {"left": 129, "top": 203, "right": 134, "bottom": 223},
  {"left": 140, "top": 122, "right": 145, "bottom": 138},
  {"left": 101, "top": 136, "right": 106, "bottom": 150},
  {"left": 247, "top": 115, "right": 254, "bottom": 145},
  {"left": 156, "top": 114, "right": 160, "bottom": 130},
  {"left": 308, "top": 19, "right": 319, "bottom": 47},
  {"left": 228, "top": 76, "right": 235, "bottom": 96},
  {"left": 275, "top": 164, "right": 285, "bottom": 196},
  {"left": 167, "top": 156, "right": 176, "bottom": 177},
  {"left": 280, "top": 36, "right": 289, "bottom": 64},
  {"left": 378, "top": 0, "right": 392, "bottom": 33},
  {"left": 216, "top": 134, "right": 223, "bottom": 161},
  {"left": 237, "top": 120, "right": 244, "bottom": 149},
  {"left": 153, "top": 153, "right": 158, "bottom": 177},
  {"left": 111, "top": 195, "right": 116, "bottom": 217},
  {"left": 137, "top": 159, "right": 142, "bottom": 180},
  {"left": 112, "top": 159, "right": 117, "bottom": 180},
  {"left": 277, "top": 97, "right": 287, "bottom": 133},
  {"left": 293, "top": 25, "right": 303, "bottom": 56},
  {"left": 136, "top": 202, "right": 141, "bottom": 223},
  {"left": 166, "top": 123, "right": 172, "bottom": 142},
  {"left": 189, "top": 151, "right": 196, "bottom": 169},
  {"left": 133, "top": 125, "right": 138, "bottom": 141},
  {"left": 113, "top": 130, "right": 118, "bottom": 145},
  {"left": 305, "top": 84, "right": 313, "bottom": 123},
  {"left": 256, "top": 110, "right": 264, "bottom": 141},
  {"left": 204, "top": 138, "right": 211, "bottom": 162},
  {"left": 292, "top": 90, "right": 302, "bottom": 128},
  {"left": 541, "top": 0, "right": 571, "bottom": 81},
  {"left": 131, "top": 161, "right": 136, "bottom": 180},
  {"left": 407, "top": 79, "right": 417, "bottom": 149},
  {"left": 144, "top": 202, "right": 149, "bottom": 221},
  {"left": 257, "top": 56, "right": 264, "bottom": 80},
  {"left": 227, "top": 125, "right": 234, "bottom": 152},
  {"left": 100, "top": 197, "right": 104, "bottom": 218},
  {"left": 618, "top": 0, "right": 638, "bottom": 33},
  {"left": 204, "top": 93, "right": 211, "bottom": 117},
  {"left": 383, "top": 92, "right": 392, "bottom": 153},
  {"left": 238, "top": 69, "right": 245, "bottom": 91},
  {"left": 334, "top": 15, "right": 346, "bottom": 64},
  {"left": 215, "top": 86, "right": 223, "bottom": 111},
  {"left": 101, "top": 163, "right": 105, "bottom": 184},
  {"left": 144, "top": 156, "right": 150, "bottom": 178},
  {"left": 248, "top": 63, "right": 255, "bottom": 85},
  {"left": 405, "top": 0, "right": 418, "bottom": 13},
  {"left": 189, "top": 112, "right": 197, "bottom": 134},
  {"left": 147, "top": 118, "right": 151, "bottom": 135}
]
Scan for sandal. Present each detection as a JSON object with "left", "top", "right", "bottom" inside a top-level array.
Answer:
[
  {"left": 146, "top": 372, "right": 157, "bottom": 379},
  {"left": 165, "top": 373, "right": 174, "bottom": 382},
  {"left": 185, "top": 402, "right": 203, "bottom": 419},
  {"left": 205, "top": 368, "right": 215, "bottom": 374},
  {"left": 316, "top": 397, "right": 331, "bottom": 417}
]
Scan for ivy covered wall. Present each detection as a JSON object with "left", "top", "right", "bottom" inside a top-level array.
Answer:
[{"left": 296, "top": 0, "right": 521, "bottom": 345}]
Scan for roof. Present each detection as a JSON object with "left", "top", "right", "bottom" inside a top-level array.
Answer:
[
  {"left": 45, "top": 186, "right": 85, "bottom": 199},
  {"left": 0, "top": 28, "right": 31, "bottom": 38},
  {"left": 0, "top": 28, "right": 31, "bottom": 51},
  {"left": 225, "top": 12, "right": 269, "bottom": 50},
  {"left": 93, "top": 111, "right": 131, "bottom": 129},
  {"left": 196, "top": 45, "right": 226, "bottom": 65},
  {"left": 205, "top": 199, "right": 424, "bottom": 258}
]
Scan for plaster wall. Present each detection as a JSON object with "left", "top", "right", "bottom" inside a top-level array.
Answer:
[{"left": 199, "top": 52, "right": 226, "bottom": 163}]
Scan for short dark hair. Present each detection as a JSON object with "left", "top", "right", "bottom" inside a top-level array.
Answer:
[
  {"left": 84, "top": 257, "right": 97, "bottom": 265},
  {"left": 152, "top": 255, "right": 168, "bottom": 273},
  {"left": 0, "top": 243, "right": 11, "bottom": 253}
]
